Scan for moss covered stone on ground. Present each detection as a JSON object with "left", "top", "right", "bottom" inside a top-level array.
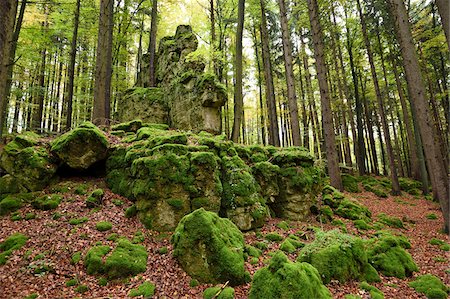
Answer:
[
  {"left": 342, "top": 174, "right": 360, "bottom": 193},
  {"left": 203, "top": 286, "right": 234, "bottom": 299},
  {"left": 171, "top": 208, "right": 249, "bottom": 285},
  {"left": 0, "top": 233, "right": 28, "bottom": 265},
  {"left": 360, "top": 282, "right": 384, "bottom": 299},
  {"left": 95, "top": 221, "right": 112, "bottom": 232},
  {"left": 86, "top": 189, "right": 104, "bottom": 208},
  {"left": 409, "top": 274, "right": 449, "bottom": 299},
  {"left": 32, "top": 194, "right": 62, "bottom": 210},
  {"left": 128, "top": 281, "right": 156, "bottom": 298},
  {"left": 0, "top": 195, "right": 22, "bottom": 215},
  {"left": 248, "top": 251, "right": 332, "bottom": 299},
  {"left": 377, "top": 213, "right": 405, "bottom": 229},
  {"left": 297, "top": 230, "right": 380, "bottom": 284},
  {"left": 335, "top": 198, "right": 372, "bottom": 221}
]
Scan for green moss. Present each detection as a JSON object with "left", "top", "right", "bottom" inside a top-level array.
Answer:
[
  {"left": 429, "top": 238, "right": 445, "bottom": 246},
  {"left": 98, "top": 277, "right": 108, "bottom": 286},
  {"left": 203, "top": 286, "right": 235, "bottom": 299},
  {"left": 10, "top": 212, "right": 22, "bottom": 221},
  {"left": 345, "top": 295, "right": 362, "bottom": 299},
  {"left": 249, "top": 251, "right": 332, "bottom": 299},
  {"left": 74, "top": 184, "right": 88, "bottom": 195},
  {"left": 409, "top": 274, "right": 449, "bottom": 299},
  {"left": 96, "top": 221, "right": 112, "bottom": 232},
  {"left": 318, "top": 205, "right": 334, "bottom": 223},
  {"left": 276, "top": 221, "right": 289, "bottom": 230},
  {"left": 112, "top": 199, "right": 124, "bottom": 206},
  {"left": 107, "top": 233, "right": 119, "bottom": 241},
  {"left": 360, "top": 282, "right": 384, "bottom": 299},
  {"left": 335, "top": 199, "right": 371, "bottom": 221},
  {"left": 366, "top": 233, "right": 418, "bottom": 278},
  {"left": 24, "top": 293, "right": 39, "bottom": 299},
  {"left": 66, "top": 279, "right": 78, "bottom": 287},
  {"left": 0, "top": 233, "right": 28, "bottom": 265},
  {"left": 189, "top": 279, "right": 199, "bottom": 287},
  {"left": 280, "top": 239, "right": 296, "bottom": 253},
  {"left": 254, "top": 241, "right": 268, "bottom": 251},
  {"left": 125, "top": 205, "right": 137, "bottom": 218},
  {"left": 112, "top": 120, "right": 143, "bottom": 133},
  {"left": 158, "top": 246, "right": 168, "bottom": 254},
  {"left": 25, "top": 213, "right": 36, "bottom": 220},
  {"left": 128, "top": 281, "right": 156, "bottom": 298},
  {"left": 75, "top": 284, "right": 89, "bottom": 294},
  {"left": 354, "top": 219, "right": 371, "bottom": 230},
  {"left": 426, "top": 213, "right": 438, "bottom": 220},
  {"left": 167, "top": 199, "right": 184, "bottom": 210},
  {"left": 272, "top": 148, "right": 314, "bottom": 168},
  {"left": 32, "top": 194, "right": 62, "bottom": 210},
  {"left": 342, "top": 174, "right": 360, "bottom": 193},
  {"left": 398, "top": 177, "right": 422, "bottom": 194},
  {"left": 245, "top": 245, "right": 262, "bottom": 258},
  {"left": 0, "top": 196, "right": 22, "bottom": 215},
  {"left": 171, "top": 208, "right": 248, "bottom": 286},
  {"left": 265, "top": 233, "right": 283, "bottom": 242},
  {"left": 377, "top": 213, "right": 405, "bottom": 229},
  {"left": 69, "top": 217, "right": 88, "bottom": 225},
  {"left": 71, "top": 252, "right": 82, "bottom": 264},
  {"left": 439, "top": 244, "right": 450, "bottom": 251},
  {"left": 132, "top": 231, "right": 145, "bottom": 244},
  {"left": 298, "top": 230, "right": 380, "bottom": 284},
  {"left": 86, "top": 189, "right": 104, "bottom": 208}
]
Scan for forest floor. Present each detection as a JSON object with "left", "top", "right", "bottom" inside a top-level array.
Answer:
[{"left": 0, "top": 177, "right": 448, "bottom": 299}]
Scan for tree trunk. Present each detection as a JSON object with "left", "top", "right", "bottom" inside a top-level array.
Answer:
[
  {"left": 278, "top": 0, "right": 301, "bottom": 146},
  {"left": 357, "top": 0, "right": 400, "bottom": 195},
  {"left": 65, "top": 0, "right": 81, "bottom": 130},
  {"left": 389, "top": 0, "right": 449, "bottom": 232},
  {"left": 147, "top": 0, "right": 158, "bottom": 87},
  {"left": 260, "top": 0, "right": 280, "bottom": 146},
  {"left": 231, "top": 0, "right": 245, "bottom": 142},
  {"left": 0, "top": 0, "right": 17, "bottom": 138},
  {"left": 307, "top": 0, "right": 342, "bottom": 190},
  {"left": 252, "top": 24, "right": 266, "bottom": 146},
  {"left": 93, "top": 0, "right": 114, "bottom": 126},
  {"left": 435, "top": 0, "right": 450, "bottom": 49}
]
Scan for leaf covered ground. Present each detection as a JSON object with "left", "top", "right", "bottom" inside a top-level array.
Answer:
[{"left": 0, "top": 177, "right": 448, "bottom": 298}]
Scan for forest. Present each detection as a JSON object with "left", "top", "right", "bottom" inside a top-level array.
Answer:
[{"left": 0, "top": 0, "right": 449, "bottom": 298}]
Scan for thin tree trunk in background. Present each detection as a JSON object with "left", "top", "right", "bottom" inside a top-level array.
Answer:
[
  {"left": 93, "top": 0, "right": 113, "bottom": 126},
  {"left": 357, "top": 0, "right": 400, "bottom": 195},
  {"left": 278, "top": 0, "right": 301, "bottom": 146},
  {"left": 252, "top": 24, "right": 266, "bottom": 145},
  {"left": 148, "top": 0, "right": 158, "bottom": 87},
  {"left": 65, "top": 0, "right": 81, "bottom": 130},
  {"left": 260, "top": 0, "right": 280, "bottom": 146},
  {"left": 231, "top": 0, "right": 245, "bottom": 142},
  {"left": 389, "top": 0, "right": 449, "bottom": 232},
  {"left": 297, "top": 58, "right": 309, "bottom": 150},
  {"left": 307, "top": 0, "right": 342, "bottom": 190},
  {"left": 32, "top": 47, "right": 47, "bottom": 131},
  {"left": 12, "top": 81, "right": 22, "bottom": 132},
  {"left": 0, "top": 0, "right": 17, "bottom": 138},
  {"left": 435, "top": 0, "right": 450, "bottom": 49},
  {"left": 361, "top": 73, "right": 379, "bottom": 175}
]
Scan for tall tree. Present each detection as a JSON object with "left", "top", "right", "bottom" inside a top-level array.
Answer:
[
  {"left": 307, "top": 0, "right": 342, "bottom": 190},
  {"left": 357, "top": 0, "right": 400, "bottom": 195},
  {"left": 65, "top": 0, "right": 81, "bottom": 130},
  {"left": 388, "top": 0, "right": 449, "bottom": 232},
  {"left": 231, "top": 0, "right": 245, "bottom": 142},
  {"left": 435, "top": 0, "right": 449, "bottom": 49},
  {"left": 147, "top": 0, "right": 158, "bottom": 87},
  {"left": 278, "top": 0, "right": 301, "bottom": 146},
  {"left": 93, "top": 0, "right": 114, "bottom": 125},
  {"left": 0, "top": 0, "right": 17, "bottom": 138}
]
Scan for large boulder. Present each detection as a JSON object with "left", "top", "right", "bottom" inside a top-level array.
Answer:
[
  {"left": 249, "top": 251, "right": 332, "bottom": 299},
  {"left": 51, "top": 122, "right": 109, "bottom": 170},
  {"left": 0, "top": 132, "right": 58, "bottom": 191},
  {"left": 171, "top": 208, "right": 249, "bottom": 286}
]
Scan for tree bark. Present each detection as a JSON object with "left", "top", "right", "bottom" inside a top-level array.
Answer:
[
  {"left": 435, "top": 0, "right": 450, "bottom": 49},
  {"left": 231, "top": 0, "right": 245, "bottom": 142},
  {"left": 93, "top": 0, "right": 114, "bottom": 126},
  {"left": 147, "top": 0, "right": 157, "bottom": 87},
  {"left": 259, "top": 0, "right": 280, "bottom": 146},
  {"left": 278, "top": 0, "right": 301, "bottom": 146},
  {"left": 307, "top": 0, "right": 342, "bottom": 190},
  {"left": 389, "top": 0, "right": 449, "bottom": 232},
  {"left": 65, "top": 0, "right": 81, "bottom": 130}
]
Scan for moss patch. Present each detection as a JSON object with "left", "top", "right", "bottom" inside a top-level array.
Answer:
[
  {"left": 32, "top": 194, "right": 62, "bottom": 210},
  {"left": 360, "top": 282, "right": 384, "bottom": 299},
  {"left": 0, "top": 196, "right": 22, "bottom": 215},
  {"left": 0, "top": 233, "right": 28, "bottom": 265},
  {"left": 203, "top": 286, "right": 235, "bottom": 299},
  {"left": 95, "top": 221, "right": 113, "bottom": 232},
  {"left": 409, "top": 274, "right": 449, "bottom": 299},
  {"left": 249, "top": 251, "right": 332, "bottom": 298},
  {"left": 128, "top": 281, "right": 156, "bottom": 298},
  {"left": 342, "top": 174, "right": 360, "bottom": 193}
]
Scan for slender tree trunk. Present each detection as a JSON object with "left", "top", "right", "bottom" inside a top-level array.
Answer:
[
  {"left": 278, "top": 0, "right": 301, "bottom": 145},
  {"left": 65, "top": 0, "right": 81, "bottom": 130},
  {"left": 435, "top": 0, "right": 450, "bottom": 49},
  {"left": 93, "top": 0, "right": 114, "bottom": 126},
  {"left": 361, "top": 73, "right": 379, "bottom": 175},
  {"left": 389, "top": 0, "right": 449, "bottom": 232},
  {"left": 297, "top": 56, "right": 309, "bottom": 150},
  {"left": 260, "top": 0, "right": 280, "bottom": 146},
  {"left": 252, "top": 25, "right": 266, "bottom": 145},
  {"left": 0, "top": 0, "right": 17, "bottom": 138},
  {"left": 357, "top": 0, "right": 400, "bottom": 194},
  {"left": 307, "top": 0, "right": 342, "bottom": 190},
  {"left": 231, "top": 0, "right": 245, "bottom": 142},
  {"left": 147, "top": 0, "right": 158, "bottom": 87}
]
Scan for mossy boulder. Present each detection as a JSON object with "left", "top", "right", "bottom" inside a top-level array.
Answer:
[
  {"left": 128, "top": 281, "right": 156, "bottom": 298},
  {"left": 297, "top": 230, "right": 380, "bottom": 284},
  {"left": 249, "top": 251, "right": 332, "bottom": 299},
  {"left": 0, "top": 195, "right": 22, "bottom": 215},
  {"left": 171, "top": 208, "right": 249, "bottom": 285},
  {"left": 342, "top": 174, "right": 360, "bottom": 193},
  {"left": 203, "top": 286, "right": 235, "bottom": 299},
  {"left": 32, "top": 194, "right": 62, "bottom": 210},
  {"left": 84, "top": 239, "right": 147, "bottom": 279},
  {"left": 409, "top": 274, "right": 449, "bottom": 299},
  {"left": 398, "top": 177, "right": 422, "bottom": 195},
  {"left": 251, "top": 162, "right": 280, "bottom": 204},
  {"left": 335, "top": 199, "right": 371, "bottom": 221},
  {"left": 0, "top": 134, "right": 58, "bottom": 191},
  {"left": 366, "top": 232, "right": 418, "bottom": 278},
  {"left": 86, "top": 189, "right": 104, "bottom": 208},
  {"left": 0, "top": 233, "right": 28, "bottom": 265},
  {"left": 51, "top": 122, "right": 109, "bottom": 170},
  {"left": 0, "top": 175, "right": 26, "bottom": 197}
]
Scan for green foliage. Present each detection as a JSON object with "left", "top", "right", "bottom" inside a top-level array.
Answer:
[
  {"left": 98, "top": 277, "right": 108, "bottom": 286},
  {"left": 280, "top": 239, "right": 296, "bottom": 253},
  {"left": 25, "top": 213, "right": 36, "bottom": 220},
  {"left": 128, "top": 281, "right": 156, "bottom": 298},
  {"left": 96, "top": 221, "right": 113, "bottom": 232},
  {"left": 426, "top": 213, "right": 438, "bottom": 220},
  {"left": 0, "top": 233, "right": 28, "bottom": 265},
  {"left": 298, "top": 230, "right": 380, "bottom": 284},
  {"left": 409, "top": 274, "right": 449, "bottom": 299},
  {"left": 249, "top": 251, "right": 332, "bottom": 299},
  {"left": 158, "top": 247, "right": 168, "bottom": 254},
  {"left": 66, "top": 279, "right": 78, "bottom": 287},
  {"left": 75, "top": 285, "right": 89, "bottom": 294},
  {"left": 23, "top": 293, "right": 39, "bottom": 299},
  {"left": 203, "top": 286, "right": 235, "bottom": 299},
  {"left": 74, "top": 184, "right": 88, "bottom": 195},
  {"left": 335, "top": 199, "right": 372, "bottom": 221},
  {"left": 107, "top": 233, "right": 119, "bottom": 241},
  {"left": 245, "top": 245, "right": 262, "bottom": 258},
  {"left": 189, "top": 279, "right": 199, "bottom": 287},
  {"left": 253, "top": 241, "right": 268, "bottom": 251},
  {"left": 276, "top": 221, "right": 289, "bottom": 230},
  {"left": 360, "top": 282, "right": 384, "bottom": 299},
  {"left": 32, "top": 194, "right": 62, "bottom": 211},
  {"left": 353, "top": 219, "right": 370, "bottom": 230}
]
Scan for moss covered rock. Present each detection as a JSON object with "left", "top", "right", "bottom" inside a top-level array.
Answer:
[
  {"left": 51, "top": 122, "right": 109, "bottom": 170},
  {"left": 0, "top": 134, "right": 57, "bottom": 191},
  {"left": 0, "top": 175, "right": 26, "bottom": 197},
  {"left": 249, "top": 251, "right": 332, "bottom": 299},
  {"left": 32, "top": 194, "right": 62, "bottom": 210},
  {"left": 84, "top": 239, "right": 147, "bottom": 279},
  {"left": 0, "top": 195, "right": 22, "bottom": 215},
  {"left": 409, "top": 274, "right": 449, "bottom": 299},
  {"left": 298, "top": 230, "right": 380, "bottom": 284},
  {"left": 342, "top": 174, "right": 360, "bottom": 193},
  {"left": 203, "top": 286, "right": 235, "bottom": 299},
  {"left": 128, "top": 281, "right": 156, "bottom": 298},
  {"left": 0, "top": 233, "right": 28, "bottom": 265},
  {"left": 171, "top": 208, "right": 249, "bottom": 285}
]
